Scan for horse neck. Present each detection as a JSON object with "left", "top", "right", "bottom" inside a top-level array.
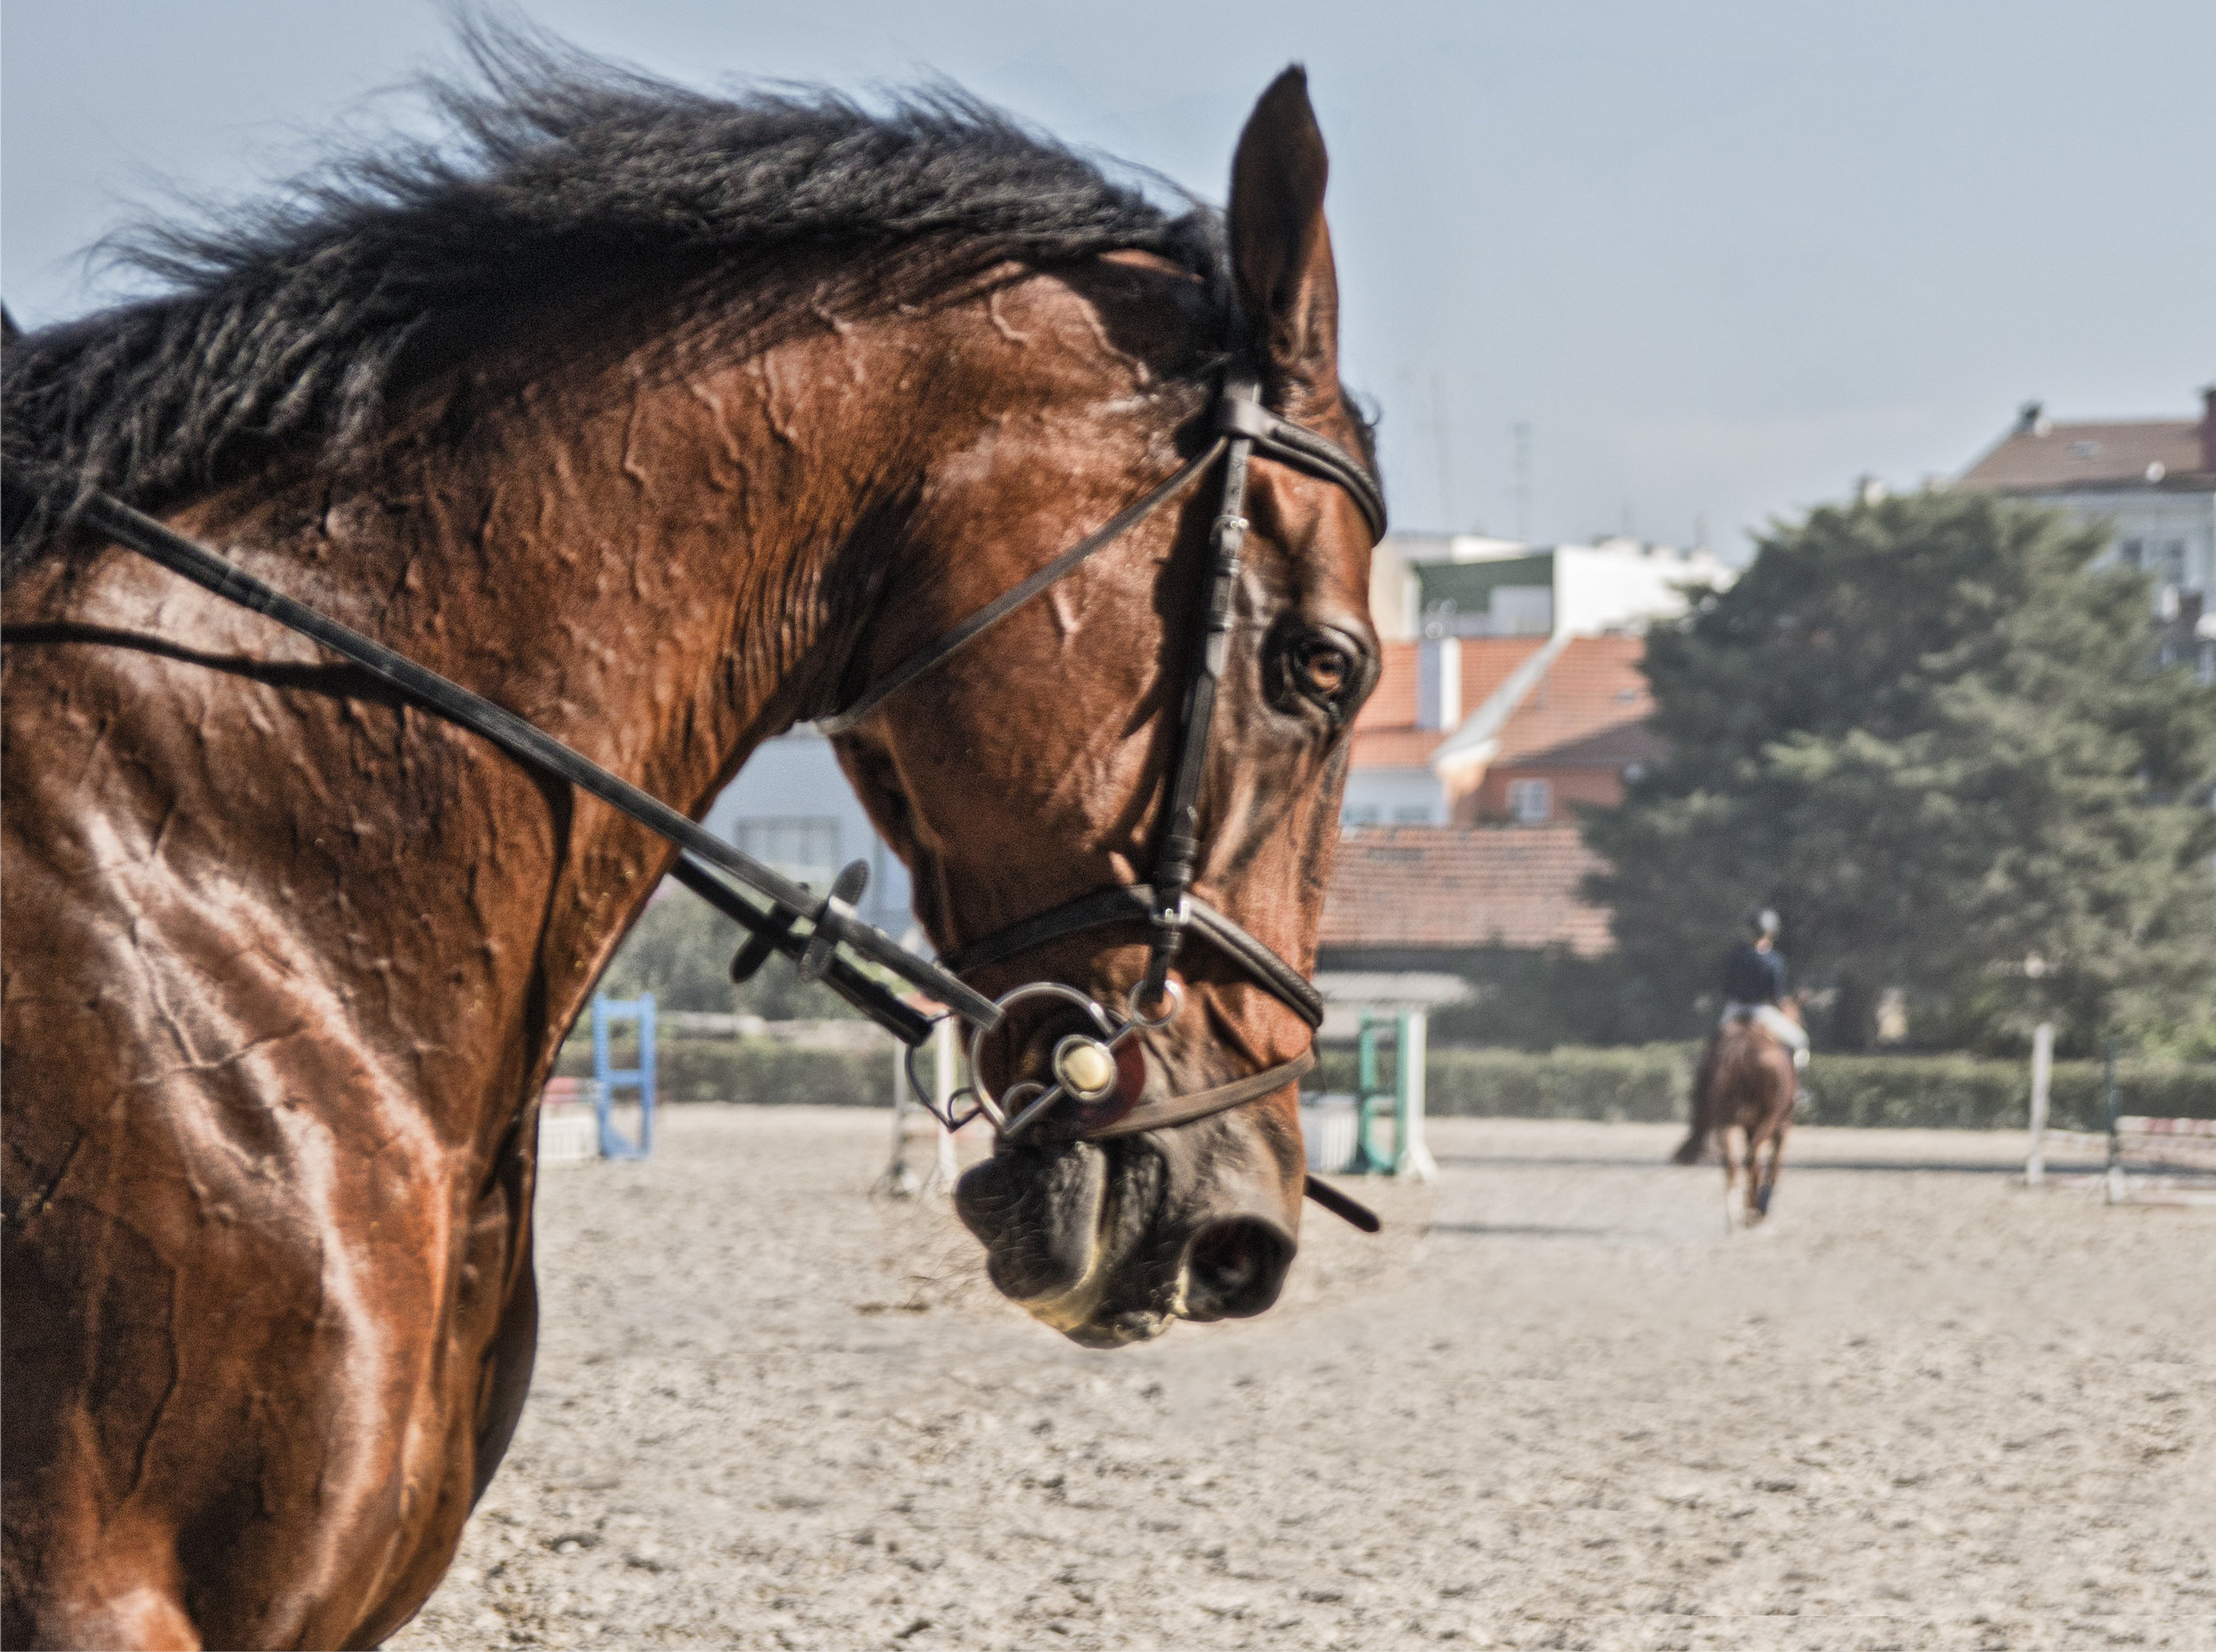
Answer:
[
  {"left": 194, "top": 309, "right": 926, "bottom": 1084},
  {"left": 463, "top": 324, "right": 939, "bottom": 998}
]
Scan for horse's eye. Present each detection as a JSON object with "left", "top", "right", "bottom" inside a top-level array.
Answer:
[
  {"left": 1299, "top": 641, "right": 1350, "bottom": 697},
  {"left": 1273, "top": 627, "right": 1369, "bottom": 724}
]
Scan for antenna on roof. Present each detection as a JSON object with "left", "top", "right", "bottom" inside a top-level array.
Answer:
[
  {"left": 1431, "top": 374, "right": 1458, "bottom": 531},
  {"left": 1510, "top": 420, "right": 1533, "bottom": 543}
]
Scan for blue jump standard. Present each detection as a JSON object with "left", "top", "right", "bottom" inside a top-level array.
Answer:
[{"left": 591, "top": 993, "right": 657, "bottom": 1159}]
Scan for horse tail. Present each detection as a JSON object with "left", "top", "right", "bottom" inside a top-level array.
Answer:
[{"left": 1673, "top": 1035, "right": 1720, "bottom": 1164}]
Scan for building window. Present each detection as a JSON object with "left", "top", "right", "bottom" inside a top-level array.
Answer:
[
  {"left": 1507, "top": 778, "right": 1552, "bottom": 823},
  {"left": 1341, "top": 804, "right": 1383, "bottom": 830},
  {"left": 732, "top": 816, "right": 840, "bottom": 889}
]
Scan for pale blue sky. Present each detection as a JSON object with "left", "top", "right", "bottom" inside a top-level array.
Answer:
[{"left": 7, "top": 0, "right": 2212, "bottom": 559}]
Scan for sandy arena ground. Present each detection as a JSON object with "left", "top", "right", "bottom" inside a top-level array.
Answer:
[{"left": 389, "top": 1109, "right": 2214, "bottom": 1651}]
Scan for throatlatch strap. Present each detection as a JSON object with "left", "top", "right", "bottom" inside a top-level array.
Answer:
[{"left": 815, "top": 438, "right": 1229, "bottom": 736}]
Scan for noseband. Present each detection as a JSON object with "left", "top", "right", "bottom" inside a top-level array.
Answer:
[{"left": 819, "top": 372, "right": 1386, "bottom": 1148}]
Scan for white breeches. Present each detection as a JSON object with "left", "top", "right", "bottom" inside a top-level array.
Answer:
[{"left": 1723, "top": 1001, "right": 1809, "bottom": 1068}]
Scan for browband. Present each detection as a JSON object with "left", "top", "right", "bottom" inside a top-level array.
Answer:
[{"left": 1213, "top": 395, "right": 1387, "bottom": 542}]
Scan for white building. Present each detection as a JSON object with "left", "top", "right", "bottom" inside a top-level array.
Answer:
[
  {"left": 1957, "top": 389, "right": 2216, "bottom": 677},
  {"left": 1334, "top": 532, "right": 1731, "bottom": 830},
  {"left": 699, "top": 727, "right": 917, "bottom": 937},
  {"left": 1368, "top": 532, "right": 1735, "bottom": 643}
]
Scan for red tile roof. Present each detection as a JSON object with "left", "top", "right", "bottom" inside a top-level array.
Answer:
[
  {"left": 1322, "top": 825, "right": 1613, "bottom": 955},
  {"left": 1491, "top": 635, "right": 1656, "bottom": 767},
  {"left": 1356, "top": 639, "right": 1423, "bottom": 730},
  {"left": 1508, "top": 721, "right": 1666, "bottom": 771},
  {"left": 1351, "top": 727, "right": 1452, "bottom": 767},
  {"left": 1959, "top": 419, "right": 2212, "bottom": 494},
  {"left": 1351, "top": 637, "right": 1548, "bottom": 768},
  {"left": 1361, "top": 633, "right": 1662, "bottom": 778}
]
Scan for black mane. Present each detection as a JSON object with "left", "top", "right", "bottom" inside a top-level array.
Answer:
[{"left": 1, "top": 27, "right": 1227, "bottom": 572}]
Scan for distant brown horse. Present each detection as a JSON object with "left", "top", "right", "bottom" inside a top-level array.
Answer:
[
  {"left": 1674, "top": 1000, "right": 1801, "bottom": 1227},
  {"left": 2, "top": 40, "right": 1382, "bottom": 1649}
]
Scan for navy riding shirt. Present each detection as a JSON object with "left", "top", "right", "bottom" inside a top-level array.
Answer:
[{"left": 1722, "top": 942, "right": 1787, "bottom": 1006}]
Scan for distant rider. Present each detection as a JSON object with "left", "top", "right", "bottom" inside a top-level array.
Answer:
[{"left": 1721, "top": 908, "right": 1807, "bottom": 1081}]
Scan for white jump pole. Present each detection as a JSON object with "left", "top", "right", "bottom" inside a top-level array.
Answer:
[
  {"left": 1394, "top": 1006, "right": 1438, "bottom": 1181},
  {"left": 876, "top": 1031, "right": 923, "bottom": 1198},
  {"left": 2025, "top": 1021, "right": 2053, "bottom": 1188},
  {"left": 923, "top": 1014, "right": 959, "bottom": 1197}
]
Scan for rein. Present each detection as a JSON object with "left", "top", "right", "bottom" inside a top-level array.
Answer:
[
  {"left": 48, "top": 487, "right": 998, "bottom": 1041},
  {"left": 5, "top": 359, "right": 1387, "bottom": 1227}
]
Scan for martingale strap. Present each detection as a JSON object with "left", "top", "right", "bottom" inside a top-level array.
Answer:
[{"left": 815, "top": 438, "right": 1229, "bottom": 737}]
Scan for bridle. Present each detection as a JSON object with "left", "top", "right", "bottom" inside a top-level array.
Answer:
[
  {"left": 5, "top": 350, "right": 1385, "bottom": 1225},
  {"left": 819, "top": 371, "right": 1385, "bottom": 1151}
]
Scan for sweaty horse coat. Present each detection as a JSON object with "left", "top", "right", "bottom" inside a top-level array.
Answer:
[{"left": 3, "top": 44, "right": 1381, "bottom": 1649}]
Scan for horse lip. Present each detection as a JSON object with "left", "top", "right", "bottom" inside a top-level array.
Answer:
[{"left": 953, "top": 1142, "right": 1111, "bottom": 1312}]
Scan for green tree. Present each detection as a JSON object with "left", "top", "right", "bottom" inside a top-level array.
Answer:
[
  {"left": 596, "top": 889, "right": 862, "bottom": 1019},
  {"left": 1585, "top": 492, "right": 2216, "bottom": 1056}
]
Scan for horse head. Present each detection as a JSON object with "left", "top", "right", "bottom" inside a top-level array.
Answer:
[{"left": 830, "top": 72, "right": 1378, "bottom": 1345}]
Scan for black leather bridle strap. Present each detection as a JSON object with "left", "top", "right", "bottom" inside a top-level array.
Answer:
[
  {"left": 901, "top": 373, "right": 1381, "bottom": 1032},
  {"left": 61, "top": 487, "right": 1001, "bottom": 1037},
  {"left": 941, "top": 884, "right": 1324, "bottom": 1029},
  {"left": 1217, "top": 393, "right": 1387, "bottom": 542},
  {"left": 815, "top": 389, "right": 1384, "bottom": 740},
  {"left": 815, "top": 436, "right": 1229, "bottom": 736},
  {"left": 1137, "top": 377, "right": 1263, "bottom": 1005}
]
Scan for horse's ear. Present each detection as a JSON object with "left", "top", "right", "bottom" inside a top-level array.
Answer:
[{"left": 1229, "top": 66, "right": 1341, "bottom": 412}]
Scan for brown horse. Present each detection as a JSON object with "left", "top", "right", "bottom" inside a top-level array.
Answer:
[
  {"left": 1, "top": 41, "right": 1381, "bottom": 1649},
  {"left": 1676, "top": 1001, "right": 1801, "bottom": 1227}
]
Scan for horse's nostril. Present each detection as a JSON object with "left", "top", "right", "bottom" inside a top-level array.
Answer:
[{"left": 1179, "top": 1217, "right": 1295, "bottom": 1321}]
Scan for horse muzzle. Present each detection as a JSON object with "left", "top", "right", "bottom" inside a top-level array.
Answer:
[{"left": 953, "top": 1125, "right": 1300, "bottom": 1346}]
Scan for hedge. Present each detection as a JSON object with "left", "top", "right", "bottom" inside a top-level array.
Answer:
[
  {"left": 1314, "top": 1044, "right": 1695, "bottom": 1123},
  {"left": 557, "top": 1036, "right": 890, "bottom": 1107},
  {"left": 564, "top": 1034, "right": 2216, "bottom": 1130},
  {"left": 1313, "top": 1044, "right": 2216, "bottom": 1130},
  {"left": 1807, "top": 1054, "right": 2216, "bottom": 1132}
]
